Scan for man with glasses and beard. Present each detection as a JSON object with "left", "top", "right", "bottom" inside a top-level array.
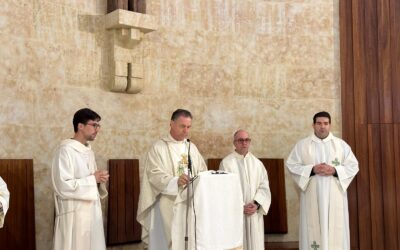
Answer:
[{"left": 51, "top": 108, "right": 109, "bottom": 250}]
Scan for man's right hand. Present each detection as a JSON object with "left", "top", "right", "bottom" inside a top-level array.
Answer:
[
  {"left": 94, "top": 170, "right": 109, "bottom": 183},
  {"left": 177, "top": 174, "right": 190, "bottom": 187}
]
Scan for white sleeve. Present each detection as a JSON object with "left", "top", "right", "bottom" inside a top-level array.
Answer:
[
  {"left": 0, "top": 177, "right": 10, "bottom": 228},
  {"left": 161, "top": 177, "right": 179, "bottom": 195},
  {"left": 286, "top": 142, "right": 314, "bottom": 191},
  {"left": 52, "top": 148, "right": 98, "bottom": 201},
  {"left": 254, "top": 166, "right": 271, "bottom": 215},
  {"left": 335, "top": 141, "right": 359, "bottom": 191}
]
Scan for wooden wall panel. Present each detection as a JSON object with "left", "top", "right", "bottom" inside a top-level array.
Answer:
[
  {"left": 207, "top": 158, "right": 288, "bottom": 234},
  {"left": 341, "top": 0, "right": 400, "bottom": 248},
  {"left": 339, "top": 2, "right": 360, "bottom": 246},
  {"left": 367, "top": 125, "right": 384, "bottom": 250},
  {"left": 124, "top": 164, "right": 136, "bottom": 241},
  {"left": 207, "top": 159, "right": 220, "bottom": 172},
  {"left": 390, "top": 0, "right": 400, "bottom": 123},
  {"left": 394, "top": 124, "right": 400, "bottom": 248},
  {"left": 352, "top": 0, "right": 368, "bottom": 126},
  {"left": 259, "top": 159, "right": 288, "bottom": 234},
  {"left": 116, "top": 163, "right": 126, "bottom": 243},
  {"left": 377, "top": 0, "right": 393, "bottom": 123},
  {"left": 339, "top": 0, "right": 356, "bottom": 145},
  {"left": 107, "top": 0, "right": 128, "bottom": 13},
  {"left": 107, "top": 159, "right": 141, "bottom": 245},
  {"left": 0, "top": 159, "right": 35, "bottom": 250},
  {"left": 355, "top": 124, "right": 372, "bottom": 250},
  {"left": 380, "top": 124, "right": 398, "bottom": 249},
  {"left": 364, "top": 0, "right": 380, "bottom": 124},
  {"left": 107, "top": 0, "right": 146, "bottom": 13},
  {"left": 128, "top": 0, "right": 146, "bottom": 13}
]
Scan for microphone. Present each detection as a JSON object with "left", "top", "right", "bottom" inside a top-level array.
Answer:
[{"left": 187, "top": 139, "right": 192, "bottom": 176}]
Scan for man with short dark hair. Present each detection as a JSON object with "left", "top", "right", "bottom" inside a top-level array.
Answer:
[
  {"left": 137, "top": 109, "right": 207, "bottom": 250},
  {"left": 52, "top": 108, "right": 109, "bottom": 250},
  {"left": 0, "top": 176, "right": 10, "bottom": 228},
  {"left": 286, "top": 111, "right": 359, "bottom": 250},
  {"left": 219, "top": 129, "right": 271, "bottom": 250}
]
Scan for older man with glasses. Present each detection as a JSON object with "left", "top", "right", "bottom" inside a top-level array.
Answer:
[{"left": 219, "top": 129, "right": 271, "bottom": 250}]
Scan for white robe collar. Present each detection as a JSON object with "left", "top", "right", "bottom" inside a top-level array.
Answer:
[
  {"left": 311, "top": 132, "right": 333, "bottom": 143},
  {"left": 162, "top": 134, "right": 187, "bottom": 144},
  {"left": 60, "top": 139, "right": 91, "bottom": 152},
  {"left": 232, "top": 150, "right": 251, "bottom": 159}
]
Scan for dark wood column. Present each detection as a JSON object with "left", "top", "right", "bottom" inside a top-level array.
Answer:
[
  {"left": 340, "top": 0, "right": 400, "bottom": 249},
  {"left": 0, "top": 159, "right": 35, "bottom": 250},
  {"left": 107, "top": 0, "right": 146, "bottom": 13}
]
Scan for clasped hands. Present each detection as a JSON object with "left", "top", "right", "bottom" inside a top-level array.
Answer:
[
  {"left": 244, "top": 202, "right": 257, "bottom": 216},
  {"left": 94, "top": 170, "right": 109, "bottom": 183},
  {"left": 313, "top": 163, "right": 336, "bottom": 176}
]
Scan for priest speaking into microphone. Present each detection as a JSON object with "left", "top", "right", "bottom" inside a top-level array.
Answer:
[{"left": 137, "top": 109, "right": 207, "bottom": 250}]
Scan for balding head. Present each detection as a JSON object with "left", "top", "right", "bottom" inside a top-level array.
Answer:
[{"left": 233, "top": 129, "right": 251, "bottom": 155}]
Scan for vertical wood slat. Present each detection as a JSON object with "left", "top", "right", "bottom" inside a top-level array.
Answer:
[
  {"left": 352, "top": 0, "right": 368, "bottom": 126},
  {"left": 365, "top": 0, "right": 380, "bottom": 124},
  {"left": 207, "top": 159, "right": 220, "bottom": 172},
  {"left": 390, "top": 0, "right": 400, "bottom": 123},
  {"left": 339, "top": 1, "right": 359, "bottom": 247},
  {"left": 0, "top": 159, "right": 36, "bottom": 250},
  {"left": 107, "top": 159, "right": 141, "bottom": 245},
  {"left": 132, "top": 160, "right": 142, "bottom": 240},
  {"left": 128, "top": 0, "right": 146, "bottom": 13},
  {"left": 125, "top": 163, "right": 134, "bottom": 241},
  {"left": 107, "top": 0, "right": 128, "bottom": 13},
  {"left": 377, "top": 0, "right": 393, "bottom": 123},
  {"left": 117, "top": 164, "right": 126, "bottom": 243},
  {"left": 107, "top": 0, "right": 146, "bottom": 13},
  {"left": 367, "top": 125, "right": 384, "bottom": 250},
  {"left": 26, "top": 160, "right": 35, "bottom": 250},
  {"left": 394, "top": 124, "right": 400, "bottom": 249},
  {"left": 380, "top": 124, "right": 398, "bottom": 249},
  {"left": 340, "top": 0, "right": 356, "bottom": 146},
  {"left": 207, "top": 158, "right": 288, "bottom": 234},
  {"left": 355, "top": 124, "right": 372, "bottom": 250},
  {"left": 259, "top": 159, "right": 288, "bottom": 234},
  {"left": 107, "top": 161, "right": 118, "bottom": 244}
]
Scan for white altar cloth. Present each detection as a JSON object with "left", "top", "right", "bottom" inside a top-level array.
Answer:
[{"left": 193, "top": 171, "right": 244, "bottom": 250}]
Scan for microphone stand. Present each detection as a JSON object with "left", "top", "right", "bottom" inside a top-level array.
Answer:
[{"left": 185, "top": 139, "right": 192, "bottom": 250}]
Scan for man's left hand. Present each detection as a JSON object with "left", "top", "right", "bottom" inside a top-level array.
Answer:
[{"left": 244, "top": 202, "right": 257, "bottom": 215}]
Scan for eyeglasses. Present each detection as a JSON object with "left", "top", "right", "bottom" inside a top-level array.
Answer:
[
  {"left": 235, "top": 138, "right": 251, "bottom": 143},
  {"left": 86, "top": 123, "right": 101, "bottom": 129}
]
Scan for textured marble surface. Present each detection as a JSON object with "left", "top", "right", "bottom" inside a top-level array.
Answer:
[{"left": 0, "top": 0, "right": 340, "bottom": 249}]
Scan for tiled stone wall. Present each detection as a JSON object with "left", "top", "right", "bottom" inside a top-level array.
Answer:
[{"left": 0, "top": 0, "right": 340, "bottom": 249}]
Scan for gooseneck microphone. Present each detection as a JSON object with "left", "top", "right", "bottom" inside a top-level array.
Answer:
[
  {"left": 184, "top": 138, "right": 198, "bottom": 250},
  {"left": 185, "top": 138, "right": 192, "bottom": 250},
  {"left": 187, "top": 139, "right": 192, "bottom": 175}
]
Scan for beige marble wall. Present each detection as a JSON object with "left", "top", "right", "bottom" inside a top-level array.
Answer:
[{"left": 0, "top": 0, "right": 340, "bottom": 249}]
